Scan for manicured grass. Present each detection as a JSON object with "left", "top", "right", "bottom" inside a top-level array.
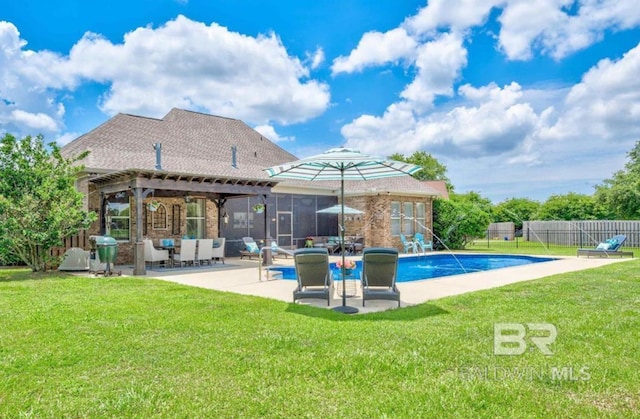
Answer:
[
  {"left": 468, "top": 239, "right": 635, "bottom": 257},
  {"left": 1, "top": 262, "right": 639, "bottom": 417}
]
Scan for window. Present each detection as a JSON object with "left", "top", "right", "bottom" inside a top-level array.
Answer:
[
  {"left": 106, "top": 196, "right": 130, "bottom": 241},
  {"left": 153, "top": 203, "right": 168, "bottom": 230},
  {"left": 416, "top": 202, "right": 426, "bottom": 234},
  {"left": 403, "top": 202, "right": 414, "bottom": 235},
  {"left": 186, "top": 199, "right": 205, "bottom": 238},
  {"left": 391, "top": 201, "right": 401, "bottom": 236}
]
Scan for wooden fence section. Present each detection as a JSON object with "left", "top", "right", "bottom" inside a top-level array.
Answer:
[
  {"left": 523, "top": 220, "right": 640, "bottom": 248},
  {"left": 487, "top": 222, "right": 515, "bottom": 240},
  {"left": 50, "top": 230, "right": 90, "bottom": 259}
]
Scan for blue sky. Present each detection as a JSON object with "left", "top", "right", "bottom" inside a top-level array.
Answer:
[{"left": 2, "top": 0, "right": 640, "bottom": 203}]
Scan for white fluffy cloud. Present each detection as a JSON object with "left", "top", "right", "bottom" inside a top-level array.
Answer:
[
  {"left": 545, "top": 41, "right": 640, "bottom": 142},
  {"left": 343, "top": 82, "right": 541, "bottom": 158},
  {"left": 331, "top": 27, "right": 417, "bottom": 74},
  {"left": 71, "top": 16, "right": 330, "bottom": 124},
  {"left": 0, "top": 16, "right": 330, "bottom": 138},
  {"left": 253, "top": 124, "right": 294, "bottom": 143}
]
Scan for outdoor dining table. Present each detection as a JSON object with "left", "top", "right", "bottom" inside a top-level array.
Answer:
[{"left": 158, "top": 245, "right": 176, "bottom": 267}]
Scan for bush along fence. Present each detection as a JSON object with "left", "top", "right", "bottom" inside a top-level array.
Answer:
[{"left": 484, "top": 220, "right": 640, "bottom": 249}]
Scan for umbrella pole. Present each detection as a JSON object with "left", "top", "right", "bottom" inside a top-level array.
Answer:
[{"left": 333, "top": 173, "right": 359, "bottom": 314}]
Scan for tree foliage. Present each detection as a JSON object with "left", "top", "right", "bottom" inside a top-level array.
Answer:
[
  {"left": 594, "top": 141, "right": 640, "bottom": 219},
  {"left": 433, "top": 195, "right": 491, "bottom": 249},
  {"left": 534, "top": 192, "right": 609, "bottom": 221},
  {"left": 493, "top": 198, "right": 541, "bottom": 229},
  {"left": 0, "top": 134, "right": 96, "bottom": 271},
  {"left": 389, "top": 151, "right": 454, "bottom": 192}
]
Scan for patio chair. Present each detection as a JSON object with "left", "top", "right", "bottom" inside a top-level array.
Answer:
[
  {"left": 577, "top": 234, "right": 633, "bottom": 258},
  {"left": 360, "top": 247, "right": 400, "bottom": 307},
  {"left": 270, "top": 239, "right": 293, "bottom": 259},
  {"left": 143, "top": 238, "right": 170, "bottom": 269},
  {"left": 413, "top": 232, "right": 433, "bottom": 253},
  {"left": 173, "top": 239, "right": 197, "bottom": 266},
  {"left": 293, "top": 248, "right": 334, "bottom": 306},
  {"left": 197, "top": 239, "right": 213, "bottom": 266},
  {"left": 212, "top": 237, "right": 226, "bottom": 264},
  {"left": 240, "top": 237, "right": 261, "bottom": 260},
  {"left": 400, "top": 233, "right": 416, "bottom": 254}
]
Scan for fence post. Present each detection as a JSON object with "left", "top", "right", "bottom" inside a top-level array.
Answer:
[{"left": 486, "top": 231, "right": 489, "bottom": 248}]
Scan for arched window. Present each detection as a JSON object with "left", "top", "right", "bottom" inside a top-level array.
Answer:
[{"left": 153, "top": 203, "right": 168, "bottom": 230}]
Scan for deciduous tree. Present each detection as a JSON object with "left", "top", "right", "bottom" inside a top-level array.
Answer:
[{"left": 0, "top": 134, "right": 96, "bottom": 271}]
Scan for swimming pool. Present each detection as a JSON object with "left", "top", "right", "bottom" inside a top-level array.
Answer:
[{"left": 270, "top": 254, "right": 558, "bottom": 282}]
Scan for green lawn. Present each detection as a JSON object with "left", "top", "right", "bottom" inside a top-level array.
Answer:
[
  {"left": 1, "top": 259, "right": 639, "bottom": 417},
  {"left": 468, "top": 239, "right": 636, "bottom": 257}
]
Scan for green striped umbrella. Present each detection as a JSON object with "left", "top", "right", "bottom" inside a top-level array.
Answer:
[{"left": 265, "top": 147, "right": 422, "bottom": 314}]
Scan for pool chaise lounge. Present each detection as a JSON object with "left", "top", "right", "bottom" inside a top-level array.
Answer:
[
  {"left": 577, "top": 234, "right": 634, "bottom": 258},
  {"left": 361, "top": 247, "right": 401, "bottom": 307}
]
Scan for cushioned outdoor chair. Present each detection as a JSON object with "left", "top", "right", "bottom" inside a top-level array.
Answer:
[
  {"left": 143, "top": 238, "right": 170, "bottom": 269},
  {"left": 400, "top": 233, "right": 416, "bottom": 254},
  {"left": 413, "top": 232, "right": 433, "bottom": 253},
  {"left": 293, "top": 248, "right": 334, "bottom": 306},
  {"left": 197, "top": 239, "right": 213, "bottom": 266},
  {"left": 577, "top": 234, "right": 633, "bottom": 258},
  {"left": 173, "top": 239, "right": 197, "bottom": 266},
  {"left": 240, "top": 237, "right": 261, "bottom": 260},
  {"left": 360, "top": 247, "right": 401, "bottom": 307},
  {"left": 212, "top": 237, "right": 226, "bottom": 264}
]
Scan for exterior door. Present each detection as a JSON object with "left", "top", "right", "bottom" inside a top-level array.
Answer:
[{"left": 277, "top": 211, "right": 293, "bottom": 248}]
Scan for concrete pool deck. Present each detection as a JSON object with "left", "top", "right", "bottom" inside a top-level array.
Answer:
[{"left": 112, "top": 253, "right": 634, "bottom": 314}]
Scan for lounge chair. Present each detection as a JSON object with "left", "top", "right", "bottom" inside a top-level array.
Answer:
[
  {"left": 292, "top": 248, "right": 334, "bottom": 306},
  {"left": 270, "top": 239, "right": 293, "bottom": 259},
  {"left": 240, "top": 237, "right": 261, "bottom": 260},
  {"left": 360, "top": 247, "right": 401, "bottom": 307},
  {"left": 173, "top": 239, "right": 197, "bottom": 266},
  {"left": 212, "top": 237, "right": 226, "bottom": 264},
  {"left": 577, "top": 234, "right": 633, "bottom": 258},
  {"left": 414, "top": 232, "right": 433, "bottom": 253},
  {"left": 143, "top": 239, "right": 170, "bottom": 268},
  {"left": 400, "top": 233, "right": 416, "bottom": 254}
]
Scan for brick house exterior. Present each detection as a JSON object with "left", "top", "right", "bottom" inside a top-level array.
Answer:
[{"left": 61, "top": 108, "right": 441, "bottom": 274}]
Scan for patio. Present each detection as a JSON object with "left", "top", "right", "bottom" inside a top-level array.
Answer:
[{"left": 108, "top": 254, "right": 631, "bottom": 314}]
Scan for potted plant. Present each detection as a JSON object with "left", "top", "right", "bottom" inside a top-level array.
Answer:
[
  {"left": 336, "top": 259, "right": 356, "bottom": 275},
  {"left": 252, "top": 203, "right": 265, "bottom": 214},
  {"left": 305, "top": 236, "right": 314, "bottom": 248},
  {"left": 148, "top": 200, "right": 160, "bottom": 212}
]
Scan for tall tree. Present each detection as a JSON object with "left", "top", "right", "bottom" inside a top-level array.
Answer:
[
  {"left": 0, "top": 134, "right": 96, "bottom": 271},
  {"left": 493, "top": 197, "right": 541, "bottom": 229},
  {"left": 535, "top": 192, "right": 608, "bottom": 221},
  {"left": 433, "top": 196, "right": 491, "bottom": 249},
  {"left": 389, "top": 151, "right": 454, "bottom": 192},
  {"left": 595, "top": 141, "right": 640, "bottom": 219}
]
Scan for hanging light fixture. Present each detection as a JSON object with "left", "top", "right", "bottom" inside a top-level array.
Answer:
[{"left": 223, "top": 211, "right": 229, "bottom": 225}]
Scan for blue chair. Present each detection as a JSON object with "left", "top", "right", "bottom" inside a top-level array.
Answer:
[
  {"left": 400, "top": 233, "right": 416, "bottom": 254},
  {"left": 413, "top": 232, "right": 433, "bottom": 253}
]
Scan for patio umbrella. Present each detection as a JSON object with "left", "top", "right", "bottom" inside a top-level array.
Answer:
[
  {"left": 265, "top": 147, "right": 422, "bottom": 314},
  {"left": 316, "top": 204, "right": 364, "bottom": 215}
]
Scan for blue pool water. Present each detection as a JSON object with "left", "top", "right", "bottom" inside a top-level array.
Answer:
[{"left": 270, "top": 254, "right": 557, "bottom": 282}]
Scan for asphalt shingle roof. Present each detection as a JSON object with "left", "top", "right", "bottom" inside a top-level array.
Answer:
[{"left": 61, "top": 108, "right": 440, "bottom": 197}]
